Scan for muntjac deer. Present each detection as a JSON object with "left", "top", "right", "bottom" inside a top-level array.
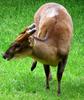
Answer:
[{"left": 3, "top": 3, "right": 73, "bottom": 95}]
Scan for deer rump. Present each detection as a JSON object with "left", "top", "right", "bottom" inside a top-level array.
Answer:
[{"left": 32, "top": 3, "right": 73, "bottom": 66}]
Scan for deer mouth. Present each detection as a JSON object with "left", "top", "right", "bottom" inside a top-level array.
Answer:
[{"left": 3, "top": 52, "right": 14, "bottom": 60}]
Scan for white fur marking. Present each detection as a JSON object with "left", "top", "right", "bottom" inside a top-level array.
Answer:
[{"left": 47, "top": 9, "right": 59, "bottom": 17}]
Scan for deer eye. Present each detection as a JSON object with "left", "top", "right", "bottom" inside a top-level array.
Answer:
[{"left": 15, "top": 43, "right": 21, "bottom": 48}]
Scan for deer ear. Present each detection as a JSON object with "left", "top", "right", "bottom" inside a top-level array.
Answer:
[
  {"left": 15, "top": 34, "right": 24, "bottom": 41},
  {"left": 26, "top": 28, "right": 37, "bottom": 36},
  {"left": 15, "top": 28, "right": 36, "bottom": 42}
]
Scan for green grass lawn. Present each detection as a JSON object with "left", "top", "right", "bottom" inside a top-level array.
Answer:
[{"left": 0, "top": 0, "right": 84, "bottom": 100}]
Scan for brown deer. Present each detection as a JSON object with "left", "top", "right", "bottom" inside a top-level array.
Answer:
[{"left": 3, "top": 3, "right": 73, "bottom": 95}]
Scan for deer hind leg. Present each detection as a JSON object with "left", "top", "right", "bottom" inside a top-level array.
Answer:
[
  {"left": 57, "top": 55, "right": 68, "bottom": 96},
  {"left": 31, "top": 60, "right": 37, "bottom": 71},
  {"left": 43, "top": 64, "right": 52, "bottom": 89}
]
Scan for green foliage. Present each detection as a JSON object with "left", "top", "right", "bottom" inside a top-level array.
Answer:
[{"left": 0, "top": 0, "right": 84, "bottom": 100}]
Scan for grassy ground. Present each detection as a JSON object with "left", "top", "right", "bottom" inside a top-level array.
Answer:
[{"left": 0, "top": 0, "right": 84, "bottom": 100}]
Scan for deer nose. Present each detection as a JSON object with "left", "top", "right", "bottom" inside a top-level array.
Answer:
[
  {"left": 2, "top": 52, "right": 9, "bottom": 60},
  {"left": 3, "top": 54, "right": 7, "bottom": 59}
]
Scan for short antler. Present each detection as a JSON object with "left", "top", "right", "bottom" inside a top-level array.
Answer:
[
  {"left": 28, "top": 23, "right": 36, "bottom": 30},
  {"left": 26, "top": 27, "right": 36, "bottom": 35},
  {"left": 20, "top": 23, "right": 36, "bottom": 34}
]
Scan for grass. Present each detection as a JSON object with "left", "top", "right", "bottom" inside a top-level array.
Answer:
[{"left": 0, "top": 0, "right": 84, "bottom": 100}]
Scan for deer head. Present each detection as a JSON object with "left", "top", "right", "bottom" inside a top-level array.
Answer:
[{"left": 3, "top": 23, "right": 36, "bottom": 60}]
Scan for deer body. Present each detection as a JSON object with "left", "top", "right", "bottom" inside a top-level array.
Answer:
[
  {"left": 32, "top": 41, "right": 59, "bottom": 66},
  {"left": 29, "top": 3, "right": 73, "bottom": 66},
  {"left": 3, "top": 3, "right": 73, "bottom": 95}
]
